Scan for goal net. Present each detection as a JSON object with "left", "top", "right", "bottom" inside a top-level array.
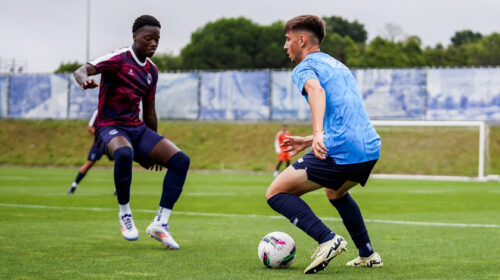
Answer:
[{"left": 370, "top": 120, "right": 489, "bottom": 181}]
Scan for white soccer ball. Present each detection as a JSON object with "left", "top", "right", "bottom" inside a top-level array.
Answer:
[{"left": 258, "top": 231, "right": 296, "bottom": 269}]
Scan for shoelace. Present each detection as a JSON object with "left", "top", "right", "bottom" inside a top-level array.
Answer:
[
  {"left": 161, "top": 223, "right": 170, "bottom": 233},
  {"left": 122, "top": 215, "right": 134, "bottom": 230}
]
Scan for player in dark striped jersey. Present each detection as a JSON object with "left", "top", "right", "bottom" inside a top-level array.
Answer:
[{"left": 74, "top": 15, "right": 189, "bottom": 249}]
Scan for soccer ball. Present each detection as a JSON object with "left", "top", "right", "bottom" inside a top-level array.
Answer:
[{"left": 258, "top": 232, "right": 296, "bottom": 269}]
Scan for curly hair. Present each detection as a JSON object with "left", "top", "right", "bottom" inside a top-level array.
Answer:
[
  {"left": 132, "top": 15, "right": 161, "bottom": 33},
  {"left": 284, "top": 15, "right": 326, "bottom": 43}
]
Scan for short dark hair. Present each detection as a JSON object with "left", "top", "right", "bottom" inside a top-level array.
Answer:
[
  {"left": 284, "top": 15, "right": 326, "bottom": 44},
  {"left": 132, "top": 15, "right": 161, "bottom": 33}
]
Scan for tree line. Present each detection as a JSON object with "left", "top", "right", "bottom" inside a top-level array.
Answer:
[{"left": 55, "top": 16, "right": 500, "bottom": 73}]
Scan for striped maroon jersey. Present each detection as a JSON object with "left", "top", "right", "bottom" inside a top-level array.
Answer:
[{"left": 89, "top": 47, "right": 158, "bottom": 130}]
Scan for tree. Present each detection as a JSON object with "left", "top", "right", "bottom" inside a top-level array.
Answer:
[
  {"left": 359, "top": 36, "right": 409, "bottom": 67},
  {"left": 321, "top": 33, "right": 361, "bottom": 67},
  {"left": 467, "top": 33, "right": 500, "bottom": 66},
  {"left": 384, "top": 23, "right": 403, "bottom": 42},
  {"left": 254, "top": 21, "right": 292, "bottom": 69},
  {"left": 150, "top": 52, "right": 183, "bottom": 71},
  {"left": 54, "top": 61, "right": 82, "bottom": 73},
  {"left": 423, "top": 45, "right": 458, "bottom": 67},
  {"left": 451, "top": 30, "right": 482, "bottom": 47},
  {"left": 180, "top": 17, "right": 261, "bottom": 69},
  {"left": 322, "top": 16, "right": 368, "bottom": 44},
  {"left": 401, "top": 36, "right": 426, "bottom": 67}
]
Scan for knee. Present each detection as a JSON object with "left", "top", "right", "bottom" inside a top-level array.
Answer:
[
  {"left": 167, "top": 151, "right": 190, "bottom": 171},
  {"left": 325, "top": 189, "right": 347, "bottom": 200},
  {"left": 327, "top": 192, "right": 343, "bottom": 200},
  {"left": 113, "top": 146, "right": 134, "bottom": 162},
  {"left": 265, "top": 186, "right": 279, "bottom": 201},
  {"left": 176, "top": 152, "right": 190, "bottom": 170}
]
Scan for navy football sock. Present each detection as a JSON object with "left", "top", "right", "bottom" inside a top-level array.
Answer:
[
  {"left": 275, "top": 162, "right": 282, "bottom": 171},
  {"left": 74, "top": 172, "right": 86, "bottom": 184},
  {"left": 159, "top": 151, "right": 190, "bottom": 209},
  {"left": 268, "top": 193, "right": 334, "bottom": 244},
  {"left": 329, "top": 193, "right": 374, "bottom": 257},
  {"left": 113, "top": 146, "right": 134, "bottom": 205}
]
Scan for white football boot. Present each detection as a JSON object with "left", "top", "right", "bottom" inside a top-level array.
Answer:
[
  {"left": 304, "top": 234, "right": 348, "bottom": 274},
  {"left": 119, "top": 213, "right": 139, "bottom": 241},
  {"left": 146, "top": 222, "right": 180, "bottom": 250},
  {"left": 346, "top": 252, "right": 383, "bottom": 267}
]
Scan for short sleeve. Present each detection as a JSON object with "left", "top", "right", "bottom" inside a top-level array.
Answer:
[
  {"left": 89, "top": 49, "right": 124, "bottom": 74},
  {"left": 292, "top": 61, "right": 319, "bottom": 96}
]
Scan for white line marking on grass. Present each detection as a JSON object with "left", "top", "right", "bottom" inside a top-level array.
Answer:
[
  {"left": 407, "top": 190, "right": 451, "bottom": 194},
  {"left": 0, "top": 202, "right": 499, "bottom": 229},
  {"left": 0, "top": 176, "right": 29, "bottom": 180},
  {"left": 185, "top": 192, "right": 238, "bottom": 196}
]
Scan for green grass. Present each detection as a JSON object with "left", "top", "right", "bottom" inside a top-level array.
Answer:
[
  {"left": 2, "top": 120, "right": 500, "bottom": 176},
  {"left": 1, "top": 166, "right": 499, "bottom": 279}
]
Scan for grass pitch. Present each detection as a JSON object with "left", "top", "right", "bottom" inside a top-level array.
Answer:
[{"left": 1, "top": 166, "right": 499, "bottom": 279}]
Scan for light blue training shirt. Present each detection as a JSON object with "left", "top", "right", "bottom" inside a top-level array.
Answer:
[{"left": 292, "top": 52, "right": 381, "bottom": 164}]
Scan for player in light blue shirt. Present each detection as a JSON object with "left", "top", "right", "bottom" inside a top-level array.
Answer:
[
  {"left": 265, "top": 15, "right": 382, "bottom": 274},
  {"left": 292, "top": 52, "right": 380, "bottom": 164}
]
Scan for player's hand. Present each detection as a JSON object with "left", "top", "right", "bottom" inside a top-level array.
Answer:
[
  {"left": 311, "top": 133, "right": 327, "bottom": 160},
  {"left": 87, "top": 126, "right": 96, "bottom": 135},
  {"left": 82, "top": 79, "right": 99, "bottom": 90},
  {"left": 281, "top": 135, "right": 308, "bottom": 157},
  {"left": 149, "top": 164, "right": 163, "bottom": 172}
]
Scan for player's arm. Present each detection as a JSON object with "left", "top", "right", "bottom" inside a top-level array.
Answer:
[
  {"left": 142, "top": 98, "right": 158, "bottom": 132},
  {"left": 74, "top": 64, "right": 99, "bottom": 90},
  {"left": 281, "top": 135, "right": 313, "bottom": 157},
  {"left": 275, "top": 132, "right": 281, "bottom": 154},
  {"left": 304, "top": 79, "right": 327, "bottom": 160},
  {"left": 143, "top": 98, "right": 162, "bottom": 172},
  {"left": 87, "top": 109, "right": 98, "bottom": 135}
]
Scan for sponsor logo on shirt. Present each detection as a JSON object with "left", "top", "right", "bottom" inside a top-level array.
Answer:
[
  {"left": 128, "top": 69, "right": 134, "bottom": 76},
  {"left": 321, "top": 57, "right": 348, "bottom": 70},
  {"left": 147, "top": 73, "right": 152, "bottom": 84}
]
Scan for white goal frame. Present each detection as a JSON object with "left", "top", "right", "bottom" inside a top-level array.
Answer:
[{"left": 371, "top": 120, "right": 488, "bottom": 182}]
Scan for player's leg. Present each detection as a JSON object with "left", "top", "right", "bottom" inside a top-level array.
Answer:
[
  {"left": 105, "top": 134, "right": 138, "bottom": 241},
  {"left": 149, "top": 138, "right": 189, "bottom": 215},
  {"left": 274, "top": 161, "right": 282, "bottom": 177},
  {"left": 138, "top": 130, "right": 189, "bottom": 249},
  {"left": 68, "top": 161, "right": 95, "bottom": 195},
  {"left": 326, "top": 188, "right": 382, "bottom": 267},
  {"left": 325, "top": 161, "right": 382, "bottom": 267},
  {"left": 266, "top": 167, "right": 331, "bottom": 243},
  {"left": 68, "top": 144, "right": 100, "bottom": 195},
  {"left": 265, "top": 164, "right": 347, "bottom": 274}
]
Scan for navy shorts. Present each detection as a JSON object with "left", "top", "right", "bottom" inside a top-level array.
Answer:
[
  {"left": 95, "top": 125, "right": 164, "bottom": 169},
  {"left": 87, "top": 142, "right": 104, "bottom": 162},
  {"left": 87, "top": 142, "right": 112, "bottom": 162},
  {"left": 292, "top": 152, "right": 377, "bottom": 190}
]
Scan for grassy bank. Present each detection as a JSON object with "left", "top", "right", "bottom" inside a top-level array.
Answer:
[{"left": 0, "top": 119, "right": 498, "bottom": 176}]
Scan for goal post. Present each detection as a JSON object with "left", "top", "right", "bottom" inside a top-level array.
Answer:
[{"left": 371, "top": 120, "right": 488, "bottom": 181}]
